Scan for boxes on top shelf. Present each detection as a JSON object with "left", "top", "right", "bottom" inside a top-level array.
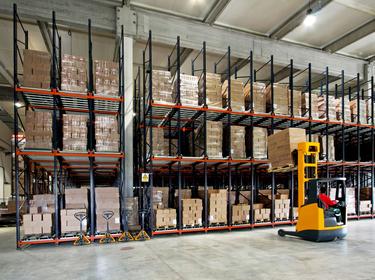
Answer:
[
  {"left": 63, "top": 114, "right": 88, "bottom": 151},
  {"left": 150, "top": 70, "right": 173, "bottom": 103},
  {"left": 301, "top": 92, "right": 319, "bottom": 119},
  {"left": 222, "top": 79, "right": 245, "bottom": 111},
  {"left": 173, "top": 74, "right": 199, "bottom": 106},
  {"left": 195, "top": 121, "right": 223, "bottom": 158},
  {"left": 244, "top": 82, "right": 266, "bottom": 113},
  {"left": 317, "top": 95, "right": 337, "bottom": 120},
  {"left": 95, "top": 115, "right": 119, "bottom": 152},
  {"left": 335, "top": 97, "right": 351, "bottom": 123},
  {"left": 265, "top": 84, "right": 301, "bottom": 117},
  {"left": 25, "top": 111, "right": 52, "bottom": 150},
  {"left": 199, "top": 73, "right": 222, "bottom": 108},
  {"left": 61, "top": 54, "right": 87, "bottom": 92},
  {"left": 94, "top": 60, "right": 119, "bottom": 97},
  {"left": 23, "top": 49, "right": 51, "bottom": 89},
  {"left": 350, "top": 99, "right": 367, "bottom": 124}
]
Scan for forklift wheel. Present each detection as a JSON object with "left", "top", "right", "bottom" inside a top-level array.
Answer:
[{"left": 278, "top": 229, "right": 286, "bottom": 237}]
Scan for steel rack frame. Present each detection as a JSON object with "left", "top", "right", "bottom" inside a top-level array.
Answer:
[{"left": 13, "top": 5, "right": 126, "bottom": 248}]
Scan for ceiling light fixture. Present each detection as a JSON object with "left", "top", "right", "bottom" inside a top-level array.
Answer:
[{"left": 303, "top": 8, "right": 316, "bottom": 27}]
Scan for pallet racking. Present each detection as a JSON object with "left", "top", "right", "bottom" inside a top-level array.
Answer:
[
  {"left": 138, "top": 31, "right": 374, "bottom": 237},
  {"left": 12, "top": 4, "right": 126, "bottom": 247}
]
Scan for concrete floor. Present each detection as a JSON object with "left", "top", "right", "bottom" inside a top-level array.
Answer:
[{"left": 1, "top": 220, "right": 375, "bottom": 280}]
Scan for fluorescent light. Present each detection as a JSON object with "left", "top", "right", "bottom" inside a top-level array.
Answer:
[
  {"left": 15, "top": 102, "right": 23, "bottom": 108},
  {"left": 303, "top": 8, "right": 316, "bottom": 27}
]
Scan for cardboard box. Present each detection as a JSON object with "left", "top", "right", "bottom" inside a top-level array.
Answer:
[
  {"left": 23, "top": 213, "right": 52, "bottom": 235},
  {"left": 207, "top": 190, "right": 227, "bottom": 224},
  {"left": 61, "top": 54, "right": 87, "bottom": 92},
  {"left": 232, "top": 204, "right": 250, "bottom": 224},
  {"left": 268, "top": 128, "right": 306, "bottom": 170},
  {"left": 154, "top": 208, "right": 177, "bottom": 228},
  {"left": 336, "top": 97, "right": 351, "bottom": 123},
  {"left": 150, "top": 70, "right": 173, "bottom": 103},
  {"left": 25, "top": 111, "right": 53, "bottom": 149},
  {"left": 200, "top": 73, "right": 222, "bottom": 108},
  {"left": 23, "top": 49, "right": 51, "bottom": 89},
  {"left": 182, "top": 199, "right": 203, "bottom": 226},
  {"left": 125, "top": 197, "right": 139, "bottom": 226},
  {"left": 195, "top": 121, "right": 223, "bottom": 158},
  {"left": 247, "top": 127, "right": 268, "bottom": 159},
  {"left": 60, "top": 208, "right": 87, "bottom": 233},
  {"left": 321, "top": 135, "right": 335, "bottom": 161},
  {"left": 222, "top": 79, "right": 245, "bottom": 111},
  {"left": 253, "top": 208, "right": 270, "bottom": 222},
  {"left": 148, "top": 128, "right": 177, "bottom": 156},
  {"left": 95, "top": 115, "right": 119, "bottom": 152},
  {"left": 350, "top": 99, "right": 367, "bottom": 124},
  {"left": 173, "top": 74, "right": 199, "bottom": 106},
  {"left": 65, "top": 188, "right": 88, "bottom": 209},
  {"left": 266, "top": 84, "right": 301, "bottom": 116},
  {"left": 301, "top": 93, "right": 319, "bottom": 119},
  {"left": 244, "top": 82, "right": 266, "bottom": 113},
  {"left": 94, "top": 60, "right": 119, "bottom": 96},
  {"left": 223, "top": 125, "right": 246, "bottom": 159},
  {"left": 318, "top": 95, "right": 337, "bottom": 120},
  {"left": 95, "top": 187, "right": 120, "bottom": 232},
  {"left": 63, "top": 114, "right": 88, "bottom": 151}
]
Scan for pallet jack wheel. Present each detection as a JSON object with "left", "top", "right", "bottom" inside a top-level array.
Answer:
[{"left": 278, "top": 229, "right": 286, "bottom": 237}]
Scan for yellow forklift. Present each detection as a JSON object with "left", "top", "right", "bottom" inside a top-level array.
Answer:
[{"left": 278, "top": 142, "right": 347, "bottom": 242}]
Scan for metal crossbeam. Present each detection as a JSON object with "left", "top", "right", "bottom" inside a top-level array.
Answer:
[{"left": 203, "top": 0, "right": 231, "bottom": 25}]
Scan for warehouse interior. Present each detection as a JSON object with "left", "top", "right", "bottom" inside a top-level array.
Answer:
[{"left": 0, "top": 0, "right": 374, "bottom": 279}]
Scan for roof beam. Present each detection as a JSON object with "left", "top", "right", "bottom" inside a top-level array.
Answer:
[
  {"left": 203, "top": 0, "right": 231, "bottom": 25},
  {"left": 37, "top": 20, "right": 52, "bottom": 54},
  {"left": 323, "top": 19, "right": 375, "bottom": 53},
  {"left": 269, "top": 0, "right": 332, "bottom": 39},
  {"left": 120, "top": 7, "right": 367, "bottom": 78}
]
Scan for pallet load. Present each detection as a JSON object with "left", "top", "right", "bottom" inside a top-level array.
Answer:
[
  {"left": 244, "top": 82, "right": 266, "bottom": 113},
  {"left": 125, "top": 197, "right": 139, "bottom": 228},
  {"left": 65, "top": 188, "right": 88, "bottom": 209},
  {"left": 148, "top": 128, "right": 176, "bottom": 156},
  {"left": 207, "top": 189, "right": 227, "bottom": 225},
  {"left": 366, "top": 100, "right": 374, "bottom": 123},
  {"left": 23, "top": 49, "right": 51, "bottom": 89},
  {"left": 95, "top": 116, "right": 119, "bottom": 152},
  {"left": 222, "top": 79, "right": 245, "bottom": 111},
  {"left": 247, "top": 127, "right": 268, "bottom": 159},
  {"left": 60, "top": 209, "right": 87, "bottom": 234},
  {"left": 223, "top": 125, "right": 246, "bottom": 159},
  {"left": 151, "top": 70, "right": 173, "bottom": 103},
  {"left": 154, "top": 208, "right": 177, "bottom": 229},
  {"left": 23, "top": 213, "right": 53, "bottom": 235},
  {"left": 232, "top": 204, "right": 250, "bottom": 224},
  {"left": 199, "top": 73, "right": 222, "bottom": 108},
  {"left": 318, "top": 95, "right": 337, "bottom": 120},
  {"left": 253, "top": 203, "right": 270, "bottom": 222},
  {"left": 95, "top": 187, "right": 120, "bottom": 232},
  {"left": 336, "top": 97, "right": 351, "bottom": 122},
  {"left": 63, "top": 114, "right": 88, "bottom": 151},
  {"left": 266, "top": 84, "right": 301, "bottom": 116},
  {"left": 174, "top": 189, "right": 192, "bottom": 208},
  {"left": 229, "top": 190, "right": 251, "bottom": 205},
  {"left": 182, "top": 198, "right": 203, "bottom": 227},
  {"left": 274, "top": 199, "right": 290, "bottom": 220},
  {"left": 267, "top": 128, "right": 306, "bottom": 171},
  {"left": 195, "top": 121, "right": 223, "bottom": 158},
  {"left": 25, "top": 111, "right": 52, "bottom": 149},
  {"left": 350, "top": 99, "right": 367, "bottom": 124},
  {"left": 174, "top": 74, "right": 199, "bottom": 106},
  {"left": 61, "top": 54, "right": 87, "bottom": 92},
  {"left": 153, "top": 187, "right": 170, "bottom": 209},
  {"left": 321, "top": 135, "right": 335, "bottom": 161},
  {"left": 301, "top": 92, "right": 319, "bottom": 119},
  {"left": 94, "top": 60, "right": 119, "bottom": 96},
  {"left": 29, "top": 194, "right": 55, "bottom": 214},
  {"left": 359, "top": 200, "right": 372, "bottom": 214}
]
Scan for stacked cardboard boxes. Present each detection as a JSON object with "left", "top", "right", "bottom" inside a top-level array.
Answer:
[
  {"left": 222, "top": 79, "right": 245, "bottom": 111},
  {"left": 367, "top": 100, "right": 374, "bottom": 123},
  {"left": 253, "top": 204, "right": 270, "bottom": 222},
  {"left": 61, "top": 209, "right": 87, "bottom": 233},
  {"left": 63, "top": 114, "right": 87, "bottom": 151},
  {"left": 232, "top": 204, "right": 250, "bottom": 224},
  {"left": 321, "top": 135, "right": 335, "bottom": 161},
  {"left": 274, "top": 198, "right": 290, "bottom": 220},
  {"left": 174, "top": 189, "right": 192, "bottom": 208},
  {"left": 29, "top": 194, "right": 55, "bottom": 214},
  {"left": 151, "top": 70, "right": 173, "bottom": 103},
  {"left": 154, "top": 208, "right": 177, "bottom": 228},
  {"left": 25, "top": 111, "right": 52, "bottom": 149},
  {"left": 195, "top": 121, "right": 223, "bottom": 158},
  {"left": 23, "top": 49, "right": 50, "bottom": 89},
  {"left": 302, "top": 93, "right": 319, "bottom": 119},
  {"left": 350, "top": 99, "right": 367, "bottom": 124},
  {"left": 61, "top": 54, "right": 87, "bottom": 92},
  {"left": 244, "top": 82, "right": 266, "bottom": 112},
  {"left": 125, "top": 197, "right": 139, "bottom": 227},
  {"left": 182, "top": 199, "right": 203, "bottom": 226},
  {"left": 359, "top": 200, "right": 372, "bottom": 214},
  {"left": 65, "top": 188, "right": 88, "bottom": 209},
  {"left": 148, "top": 128, "right": 177, "bottom": 156},
  {"left": 268, "top": 128, "right": 306, "bottom": 170},
  {"left": 208, "top": 189, "right": 227, "bottom": 224},
  {"left": 153, "top": 187, "right": 169, "bottom": 209},
  {"left": 174, "top": 74, "right": 199, "bottom": 106},
  {"left": 95, "top": 116, "right": 119, "bottom": 152},
  {"left": 95, "top": 187, "right": 120, "bottom": 232},
  {"left": 225, "top": 126, "right": 246, "bottom": 159},
  {"left": 266, "top": 84, "right": 301, "bottom": 116},
  {"left": 318, "top": 96, "right": 337, "bottom": 120},
  {"left": 336, "top": 98, "right": 351, "bottom": 122},
  {"left": 247, "top": 127, "right": 268, "bottom": 159},
  {"left": 23, "top": 213, "right": 52, "bottom": 235},
  {"left": 200, "top": 73, "right": 222, "bottom": 108},
  {"left": 94, "top": 60, "right": 119, "bottom": 96}
]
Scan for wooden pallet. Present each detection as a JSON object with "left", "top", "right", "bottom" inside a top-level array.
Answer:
[
  {"left": 209, "top": 222, "right": 226, "bottom": 227},
  {"left": 254, "top": 219, "right": 271, "bottom": 223},
  {"left": 183, "top": 224, "right": 203, "bottom": 229},
  {"left": 23, "top": 234, "right": 52, "bottom": 241},
  {"left": 232, "top": 221, "right": 249, "bottom": 225},
  {"left": 155, "top": 225, "right": 176, "bottom": 231},
  {"left": 268, "top": 164, "right": 296, "bottom": 173}
]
